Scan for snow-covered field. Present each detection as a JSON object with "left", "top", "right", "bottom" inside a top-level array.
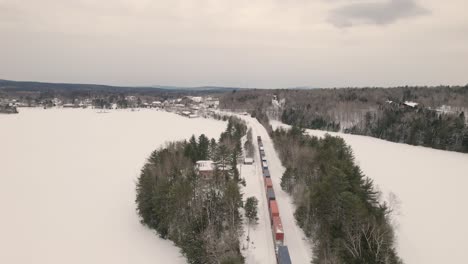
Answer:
[
  {"left": 0, "top": 108, "right": 226, "bottom": 264},
  {"left": 271, "top": 120, "right": 468, "bottom": 264}
]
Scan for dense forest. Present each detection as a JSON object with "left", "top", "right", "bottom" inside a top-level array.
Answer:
[
  {"left": 271, "top": 126, "right": 402, "bottom": 264},
  {"left": 220, "top": 86, "right": 468, "bottom": 153},
  {"left": 135, "top": 117, "right": 247, "bottom": 264},
  {"left": 349, "top": 103, "right": 468, "bottom": 152}
]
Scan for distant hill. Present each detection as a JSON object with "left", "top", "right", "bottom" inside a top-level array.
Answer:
[
  {"left": 0, "top": 79, "right": 246, "bottom": 95},
  {"left": 148, "top": 84, "right": 244, "bottom": 92}
]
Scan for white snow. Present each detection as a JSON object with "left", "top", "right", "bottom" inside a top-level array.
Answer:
[
  {"left": 271, "top": 120, "right": 468, "bottom": 264},
  {"left": 404, "top": 101, "right": 418, "bottom": 108},
  {"left": 0, "top": 108, "right": 226, "bottom": 264}
]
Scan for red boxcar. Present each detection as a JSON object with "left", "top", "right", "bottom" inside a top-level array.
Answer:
[
  {"left": 272, "top": 216, "right": 284, "bottom": 244},
  {"left": 264, "top": 177, "right": 273, "bottom": 190},
  {"left": 269, "top": 200, "right": 279, "bottom": 220}
]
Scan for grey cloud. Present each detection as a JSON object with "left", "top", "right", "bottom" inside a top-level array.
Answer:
[{"left": 328, "top": 0, "right": 429, "bottom": 27}]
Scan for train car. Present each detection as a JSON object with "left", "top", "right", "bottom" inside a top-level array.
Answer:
[
  {"left": 257, "top": 136, "right": 262, "bottom": 141},
  {"left": 277, "top": 245, "right": 292, "bottom": 264},
  {"left": 266, "top": 187, "right": 275, "bottom": 201},
  {"left": 261, "top": 155, "right": 267, "bottom": 162},
  {"left": 269, "top": 200, "right": 279, "bottom": 221},
  {"left": 262, "top": 161, "right": 268, "bottom": 170},
  {"left": 272, "top": 216, "right": 284, "bottom": 245},
  {"left": 264, "top": 177, "right": 273, "bottom": 190},
  {"left": 259, "top": 146, "right": 265, "bottom": 151},
  {"left": 260, "top": 149, "right": 265, "bottom": 157},
  {"left": 263, "top": 169, "right": 270, "bottom": 178}
]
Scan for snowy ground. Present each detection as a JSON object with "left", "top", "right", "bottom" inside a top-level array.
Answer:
[
  {"left": 231, "top": 113, "right": 313, "bottom": 264},
  {"left": 0, "top": 108, "right": 226, "bottom": 264},
  {"left": 239, "top": 137, "right": 277, "bottom": 264},
  {"left": 271, "top": 120, "right": 468, "bottom": 264}
]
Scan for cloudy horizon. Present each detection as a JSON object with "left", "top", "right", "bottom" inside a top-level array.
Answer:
[{"left": 1, "top": 0, "right": 467, "bottom": 88}]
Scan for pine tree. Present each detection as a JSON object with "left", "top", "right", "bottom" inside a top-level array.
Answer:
[
  {"left": 230, "top": 149, "right": 240, "bottom": 181},
  {"left": 198, "top": 134, "right": 210, "bottom": 160},
  {"left": 244, "top": 196, "right": 259, "bottom": 249},
  {"left": 209, "top": 138, "right": 217, "bottom": 159},
  {"left": 244, "top": 197, "right": 258, "bottom": 224}
]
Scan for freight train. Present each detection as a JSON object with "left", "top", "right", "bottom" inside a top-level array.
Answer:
[{"left": 257, "top": 136, "right": 292, "bottom": 264}]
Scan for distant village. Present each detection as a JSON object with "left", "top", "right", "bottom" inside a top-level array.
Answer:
[{"left": 0, "top": 95, "right": 220, "bottom": 117}]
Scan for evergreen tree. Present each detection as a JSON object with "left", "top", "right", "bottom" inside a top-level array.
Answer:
[
  {"left": 198, "top": 134, "right": 210, "bottom": 160},
  {"left": 209, "top": 138, "right": 217, "bottom": 160},
  {"left": 244, "top": 197, "right": 258, "bottom": 224},
  {"left": 230, "top": 149, "right": 240, "bottom": 181}
]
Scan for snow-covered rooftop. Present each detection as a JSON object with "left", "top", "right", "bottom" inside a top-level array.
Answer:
[
  {"left": 404, "top": 101, "right": 419, "bottom": 108},
  {"left": 196, "top": 160, "right": 215, "bottom": 171},
  {"left": 244, "top": 157, "right": 254, "bottom": 163}
]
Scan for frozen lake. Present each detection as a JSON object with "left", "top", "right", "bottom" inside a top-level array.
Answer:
[
  {"left": 271, "top": 121, "right": 468, "bottom": 264},
  {"left": 0, "top": 108, "right": 226, "bottom": 264}
]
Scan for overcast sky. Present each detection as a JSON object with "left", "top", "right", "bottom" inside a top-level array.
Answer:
[{"left": 1, "top": 0, "right": 467, "bottom": 88}]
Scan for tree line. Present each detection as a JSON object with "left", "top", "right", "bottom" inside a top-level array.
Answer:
[
  {"left": 348, "top": 103, "right": 468, "bottom": 153},
  {"left": 135, "top": 117, "right": 248, "bottom": 264},
  {"left": 271, "top": 126, "right": 402, "bottom": 264},
  {"left": 220, "top": 86, "right": 468, "bottom": 153}
]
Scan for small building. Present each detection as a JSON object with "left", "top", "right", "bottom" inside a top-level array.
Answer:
[
  {"left": 244, "top": 157, "right": 254, "bottom": 165},
  {"left": 62, "top": 103, "right": 77, "bottom": 108},
  {"left": 195, "top": 160, "right": 215, "bottom": 179},
  {"left": 151, "top": 101, "right": 162, "bottom": 107},
  {"left": 181, "top": 111, "right": 191, "bottom": 117},
  {"left": 404, "top": 101, "right": 418, "bottom": 108},
  {"left": 190, "top": 96, "right": 203, "bottom": 103},
  {"left": 189, "top": 114, "right": 199, "bottom": 118},
  {"left": 277, "top": 246, "right": 292, "bottom": 264}
]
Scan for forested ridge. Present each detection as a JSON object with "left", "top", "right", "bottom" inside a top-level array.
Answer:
[
  {"left": 135, "top": 117, "right": 247, "bottom": 264},
  {"left": 272, "top": 127, "right": 402, "bottom": 264},
  {"left": 349, "top": 102, "right": 468, "bottom": 152},
  {"left": 220, "top": 86, "right": 468, "bottom": 153}
]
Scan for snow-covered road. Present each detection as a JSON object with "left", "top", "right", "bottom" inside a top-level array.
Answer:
[
  {"left": 234, "top": 114, "right": 313, "bottom": 264},
  {"left": 240, "top": 138, "right": 277, "bottom": 264}
]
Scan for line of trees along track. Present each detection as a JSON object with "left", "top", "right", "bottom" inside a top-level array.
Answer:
[{"left": 271, "top": 126, "right": 402, "bottom": 264}]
